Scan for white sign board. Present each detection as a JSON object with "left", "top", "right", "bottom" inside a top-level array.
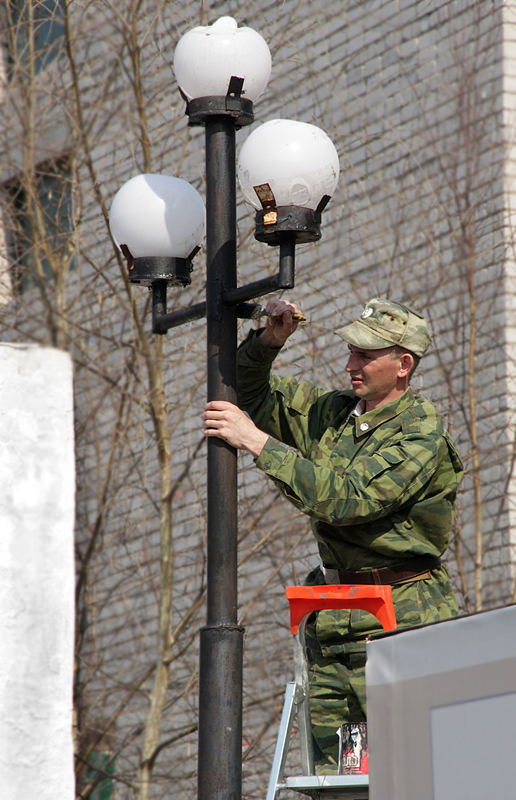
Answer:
[{"left": 366, "top": 605, "right": 516, "bottom": 800}]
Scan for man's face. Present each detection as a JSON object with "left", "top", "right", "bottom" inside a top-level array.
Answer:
[{"left": 345, "top": 345, "right": 406, "bottom": 409}]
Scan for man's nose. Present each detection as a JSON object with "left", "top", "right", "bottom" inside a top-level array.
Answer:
[{"left": 346, "top": 355, "right": 358, "bottom": 372}]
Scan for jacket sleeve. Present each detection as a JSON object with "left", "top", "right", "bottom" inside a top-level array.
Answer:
[
  {"left": 237, "top": 329, "right": 336, "bottom": 457},
  {"left": 254, "top": 432, "right": 447, "bottom": 526}
]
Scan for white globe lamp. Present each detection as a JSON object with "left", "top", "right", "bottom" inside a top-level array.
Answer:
[
  {"left": 173, "top": 17, "right": 271, "bottom": 127},
  {"left": 238, "top": 119, "right": 339, "bottom": 244},
  {"left": 110, "top": 174, "right": 205, "bottom": 286}
]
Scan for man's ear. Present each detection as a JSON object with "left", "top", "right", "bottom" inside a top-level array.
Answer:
[{"left": 398, "top": 352, "right": 413, "bottom": 379}]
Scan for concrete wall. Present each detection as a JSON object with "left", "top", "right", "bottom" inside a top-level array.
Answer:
[{"left": 0, "top": 345, "right": 75, "bottom": 800}]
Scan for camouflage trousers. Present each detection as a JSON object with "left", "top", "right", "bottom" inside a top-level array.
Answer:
[
  {"left": 306, "top": 641, "right": 367, "bottom": 773},
  {"left": 304, "top": 564, "right": 459, "bottom": 774}
]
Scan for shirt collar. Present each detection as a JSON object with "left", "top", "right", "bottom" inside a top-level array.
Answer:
[
  {"left": 352, "top": 388, "right": 416, "bottom": 436},
  {"left": 353, "top": 399, "right": 366, "bottom": 416}
]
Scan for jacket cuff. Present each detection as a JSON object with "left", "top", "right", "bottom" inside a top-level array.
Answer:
[
  {"left": 238, "top": 328, "right": 282, "bottom": 366},
  {"left": 255, "top": 437, "right": 290, "bottom": 474}
]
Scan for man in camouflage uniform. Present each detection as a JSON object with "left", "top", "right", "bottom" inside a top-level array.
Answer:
[{"left": 202, "top": 297, "right": 463, "bottom": 773}]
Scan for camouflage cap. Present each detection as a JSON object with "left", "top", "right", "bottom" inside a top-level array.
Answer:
[{"left": 335, "top": 298, "right": 431, "bottom": 357}]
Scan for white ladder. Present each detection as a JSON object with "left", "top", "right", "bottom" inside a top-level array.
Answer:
[
  {"left": 265, "top": 583, "right": 397, "bottom": 799},
  {"left": 265, "top": 623, "right": 369, "bottom": 799}
]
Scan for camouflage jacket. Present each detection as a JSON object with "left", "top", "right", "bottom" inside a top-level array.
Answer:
[{"left": 237, "top": 330, "right": 464, "bottom": 573}]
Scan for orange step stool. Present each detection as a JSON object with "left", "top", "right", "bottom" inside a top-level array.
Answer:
[{"left": 286, "top": 584, "right": 397, "bottom": 635}]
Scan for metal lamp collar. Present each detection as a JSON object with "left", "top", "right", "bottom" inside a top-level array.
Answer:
[
  {"left": 184, "top": 77, "right": 254, "bottom": 128},
  {"left": 121, "top": 243, "right": 200, "bottom": 288}
]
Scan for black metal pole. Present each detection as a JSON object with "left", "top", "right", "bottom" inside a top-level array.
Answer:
[
  {"left": 278, "top": 232, "right": 296, "bottom": 287},
  {"left": 151, "top": 281, "right": 167, "bottom": 334},
  {"left": 198, "top": 114, "right": 244, "bottom": 800}
]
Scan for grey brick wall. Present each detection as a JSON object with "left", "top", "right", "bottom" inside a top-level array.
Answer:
[{"left": 2, "top": 0, "right": 516, "bottom": 796}]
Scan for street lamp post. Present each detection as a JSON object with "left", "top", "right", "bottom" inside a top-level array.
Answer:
[
  {"left": 110, "top": 16, "right": 339, "bottom": 800},
  {"left": 175, "top": 20, "right": 271, "bottom": 800}
]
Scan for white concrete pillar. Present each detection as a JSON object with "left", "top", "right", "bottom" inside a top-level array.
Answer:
[{"left": 0, "top": 344, "right": 75, "bottom": 799}]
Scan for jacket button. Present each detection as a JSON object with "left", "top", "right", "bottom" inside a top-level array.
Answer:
[
  {"left": 360, "top": 422, "right": 369, "bottom": 431},
  {"left": 264, "top": 461, "right": 271, "bottom": 469}
]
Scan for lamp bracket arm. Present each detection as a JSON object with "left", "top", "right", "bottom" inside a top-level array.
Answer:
[
  {"left": 222, "top": 274, "right": 284, "bottom": 307},
  {"left": 152, "top": 298, "right": 207, "bottom": 334}
]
